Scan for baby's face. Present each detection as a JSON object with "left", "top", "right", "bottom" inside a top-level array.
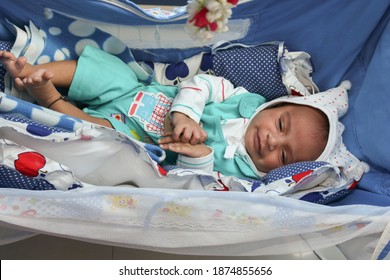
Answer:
[{"left": 245, "top": 104, "right": 326, "bottom": 173}]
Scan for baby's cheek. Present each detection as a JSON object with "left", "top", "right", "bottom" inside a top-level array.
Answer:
[{"left": 262, "top": 156, "right": 282, "bottom": 173}]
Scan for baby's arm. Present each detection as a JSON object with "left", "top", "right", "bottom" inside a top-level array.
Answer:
[
  {"left": 159, "top": 137, "right": 214, "bottom": 174},
  {"left": 49, "top": 95, "right": 113, "bottom": 128},
  {"left": 169, "top": 111, "right": 207, "bottom": 144},
  {"left": 171, "top": 74, "right": 247, "bottom": 118},
  {"left": 169, "top": 74, "right": 247, "bottom": 144},
  {"left": 159, "top": 134, "right": 212, "bottom": 158}
]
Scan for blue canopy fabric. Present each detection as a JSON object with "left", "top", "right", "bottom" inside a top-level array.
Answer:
[{"left": 0, "top": 0, "right": 387, "bottom": 88}]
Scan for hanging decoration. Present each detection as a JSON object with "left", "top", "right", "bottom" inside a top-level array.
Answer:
[{"left": 186, "top": 0, "right": 239, "bottom": 43}]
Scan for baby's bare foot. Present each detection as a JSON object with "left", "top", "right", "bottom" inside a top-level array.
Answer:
[
  {"left": 15, "top": 69, "right": 60, "bottom": 107},
  {"left": 16, "top": 69, "right": 53, "bottom": 88},
  {"left": 0, "top": 51, "right": 27, "bottom": 79}
]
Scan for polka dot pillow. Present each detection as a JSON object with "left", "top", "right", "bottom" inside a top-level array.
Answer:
[
  {"left": 212, "top": 44, "right": 288, "bottom": 101},
  {"left": 147, "top": 44, "right": 289, "bottom": 101}
]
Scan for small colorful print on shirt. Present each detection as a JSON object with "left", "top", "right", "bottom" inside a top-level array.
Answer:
[
  {"left": 128, "top": 91, "right": 173, "bottom": 135},
  {"left": 110, "top": 113, "right": 126, "bottom": 124}
]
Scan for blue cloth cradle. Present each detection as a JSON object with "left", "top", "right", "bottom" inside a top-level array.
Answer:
[
  {"left": 0, "top": 0, "right": 390, "bottom": 259},
  {"left": 1, "top": 0, "right": 388, "bottom": 206}
]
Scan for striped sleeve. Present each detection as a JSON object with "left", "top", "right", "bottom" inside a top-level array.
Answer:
[
  {"left": 170, "top": 74, "right": 247, "bottom": 123},
  {"left": 176, "top": 147, "right": 214, "bottom": 174}
]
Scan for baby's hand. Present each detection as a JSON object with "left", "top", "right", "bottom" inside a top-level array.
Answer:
[
  {"left": 159, "top": 136, "right": 212, "bottom": 158},
  {"left": 171, "top": 112, "right": 207, "bottom": 144}
]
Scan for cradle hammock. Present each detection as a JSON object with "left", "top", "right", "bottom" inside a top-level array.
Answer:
[{"left": 1, "top": 0, "right": 390, "bottom": 260}]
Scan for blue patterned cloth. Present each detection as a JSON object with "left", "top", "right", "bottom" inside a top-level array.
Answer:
[
  {"left": 0, "top": 165, "right": 57, "bottom": 190},
  {"left": 38, "top": 10, "right": 153, "bottom": 84},
  {"left": 0, "top": 112, "right": 84, "bottom": 191},
  {"left": 263, "top": 161, "right": 326, "bottom": 185},
  {"left": 0, "top": 93, "right": 82, "bottom": 132},
  {"left": 213, "top": 45, "right": 288, "bottom": 101},
  {"left": 255, "top": 160, "right": 355, "bottom": 204}
]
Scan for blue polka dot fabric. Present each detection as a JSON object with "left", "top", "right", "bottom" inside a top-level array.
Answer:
[
  {"left": 0, "top": 113, "right": 73, "bottom": 134},
  {"left": 0, "top": 41, "right": 14, "bottom": 93},
  {"left": 0, "top": 92, "right": 83, "bottom": 132},
  {"left": 0, "top": 165, "right": 56, "bottom": 190},
  {"left": 246, "top": 160, "right": 355, "bottom": 204},
  {"left": 300, "top": 189, "right": 350, "bottom": 205},
  {"left": 213, "top": 45, "right": 288, "bottom": 101},
  {"left": 263, "top": 161, "right": 327, "bottom": 185}
]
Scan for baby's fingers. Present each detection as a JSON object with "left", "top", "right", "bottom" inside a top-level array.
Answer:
[
  {"left": 158, "top": 135, "right": 175, "bottom": 145},
  {"left": 172, "top": 125, "right": 189, "bottom": 142},
  {"left": 189, "top": 129, "right": 208, "bottom": 145},
  {"left": 159, "top": 142, "right": 191, "bottom": 156}
]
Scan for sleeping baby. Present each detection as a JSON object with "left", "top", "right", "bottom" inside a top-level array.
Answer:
[{"left": 0, "top": 45, "right": 365, "bottom": 180}]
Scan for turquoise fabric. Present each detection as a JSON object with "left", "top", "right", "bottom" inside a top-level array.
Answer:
[
  {"left": 202, "top": 93, "right": 266, "bottom": 178},
  {"left": 69, "top": 45, "right": 177, "bottom": 140}
]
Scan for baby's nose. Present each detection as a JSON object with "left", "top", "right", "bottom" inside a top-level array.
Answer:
[{"left": 267, "top": 134, "right": 282, "bottom": 151}]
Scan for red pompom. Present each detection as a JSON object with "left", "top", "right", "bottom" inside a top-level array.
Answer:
[
  {"left": 190, "top": 7, "right": 210, "bottom": 28},
  {"left": 227, "top": 0, "right": 239, "bottom": 5}
]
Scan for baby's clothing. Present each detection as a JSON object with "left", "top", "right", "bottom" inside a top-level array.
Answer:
[
  {"left": 68, "top": 46, "right": 266, "bottom": 179},
  {"left": 69, "top": 45, "right": 176, "bottom": 142}
]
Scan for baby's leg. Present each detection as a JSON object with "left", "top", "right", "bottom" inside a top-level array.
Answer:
[
  {"left": 0, "top": 51, "right": 28, "bottom": 79},
  {"left": 16, "top": 68, "right": 113, "bottom": 128},
  {"left": 0, "top": 51, "right": 77, "bottom": 88},
  {"left": 15, "top": 69, "right": 63, "bottom": 108}
]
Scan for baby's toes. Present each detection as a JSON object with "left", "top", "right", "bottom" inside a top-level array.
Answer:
[
  {"left": 0, "top": 51, "right": 13, "bottom": 61},
  {"left": 14, "top": 78, "right": 26, "bottom": 90},
  {"left": 15, "top": 56, "right": 26, "bottom": 69},
  {"left": 24, "top": 76, "right": 38, "bottom": 86},
  {"left": 33, "top": 73, "right": 45, "bottom": 83},
  {"left": 42, "top": 70, "right": 54, "bottom": 81},
  {"left": 25, "top": 69, "right": 50, "bottom": 86},
  {"left": 22, "top": 76, "right": 41, "bottom": 87}
]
